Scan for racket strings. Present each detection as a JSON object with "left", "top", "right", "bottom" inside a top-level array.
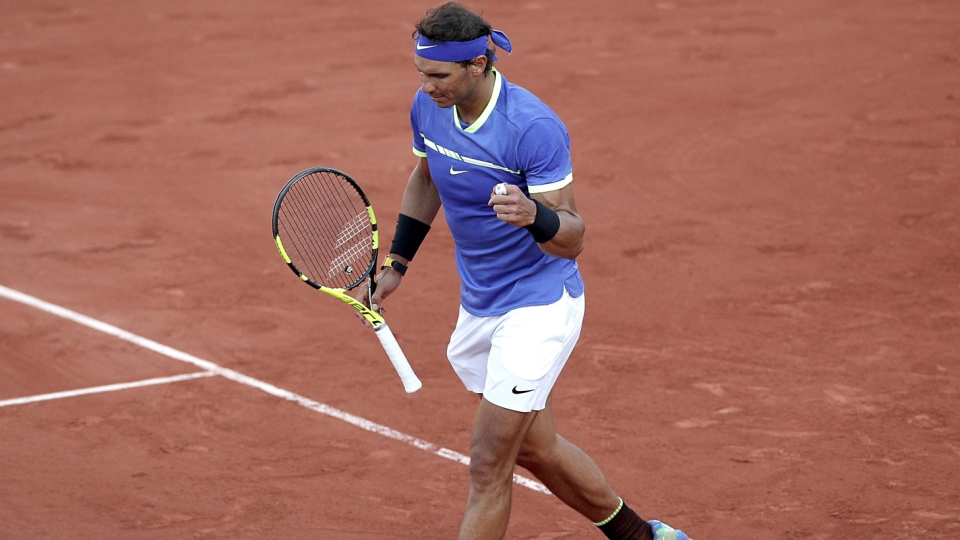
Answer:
[
  {"left": 281, "top": 184, "right": 337, "bottom": 276},
  {"left": 284, "top": 173, "right": 368, "bottom": 278},
  {"left": 281, "top": 189, "right": 326, "bottom": 269},
  {"left": 316, "top": 173, "right": 373, "bottom": 281},
  {"left": 281, "top": 182, "right": 368, "bottom": 288},
  {"left": 277, "top": 170, "right": 375, "bottom": 290},
  {"left": 327, "top": 212, "right": 372, "bottom": 277}
]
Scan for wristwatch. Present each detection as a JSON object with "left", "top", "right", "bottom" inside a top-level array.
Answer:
[{"left": 381, "top": 256, "right": 408, "bottom": 276}]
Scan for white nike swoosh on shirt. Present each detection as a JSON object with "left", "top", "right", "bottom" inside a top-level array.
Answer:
[
  {"left": 450, "top": 167, "right": 467, "bottom": 175},
  {"left": 416, "top": 43, "right": 438, "bottom": 50}
]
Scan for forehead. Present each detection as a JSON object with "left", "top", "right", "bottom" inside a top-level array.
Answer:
[{"left": 414, "top": 55, "right": 462, "bottom": 75}]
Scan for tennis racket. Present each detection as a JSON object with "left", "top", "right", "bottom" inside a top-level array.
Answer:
[{"left": 272, "top": 167, "right": 422, "bottom": 393}]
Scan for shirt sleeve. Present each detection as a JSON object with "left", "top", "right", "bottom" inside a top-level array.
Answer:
[
  {"left": 516, "top": 117, "right": 573, "bottom": 193},
  {"left": 410, "top": 93, "right": 427, "bottom": 158}
]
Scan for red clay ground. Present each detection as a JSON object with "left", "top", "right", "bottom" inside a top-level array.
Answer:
[{"left": 2, "top": 0, "right": 959, "bottom": 538}]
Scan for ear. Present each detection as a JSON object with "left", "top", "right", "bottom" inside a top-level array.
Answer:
[{"left": 470, "top": 55, "right": 488, "bottom": 76}]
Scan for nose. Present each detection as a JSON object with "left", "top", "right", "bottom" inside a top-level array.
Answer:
[{"left": 419, "top": 74, "right": 436, "bottom": 94}]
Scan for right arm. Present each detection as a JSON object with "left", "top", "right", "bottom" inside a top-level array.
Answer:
[
  {"left": 360, "top": 157, "right": 440, "bottom": 311},
  {"left": 398, "top": 157, "right": 442, "bottom": 230}
]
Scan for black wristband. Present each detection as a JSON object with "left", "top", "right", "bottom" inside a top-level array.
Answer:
[
  {"left": 390, "top": 213, "right": 431, "bottom": 261},
  {"left": 525, "top": 199, "right": 561, "bottom": 243}
]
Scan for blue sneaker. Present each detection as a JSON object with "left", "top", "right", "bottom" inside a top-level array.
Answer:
[{"left": 649, "top": 520, "right": 690, "bottom": 540}]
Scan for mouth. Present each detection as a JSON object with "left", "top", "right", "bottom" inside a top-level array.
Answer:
[{"left": 427, "top": 93, "right": 454, "bottom": 108}]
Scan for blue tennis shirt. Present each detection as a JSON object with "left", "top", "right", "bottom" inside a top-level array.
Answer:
[{"left": 410, "top": 69, "right": 584, "bottom": 316}]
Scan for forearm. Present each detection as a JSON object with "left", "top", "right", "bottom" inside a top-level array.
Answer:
[
  {"left": 529, "top": 188, "right": 584, "bottom": 260},
  {"left": 489, "top": 183, "right": 585, "bottom": 260},
  {"left": 398, "top": 159, "right": 441, "bottom": 232},
  {"left": 389, "top": 159, "right": 441, "bottom": 266},
  {"left": 536, "top": 208, "right": 585, "bottom": 259}
]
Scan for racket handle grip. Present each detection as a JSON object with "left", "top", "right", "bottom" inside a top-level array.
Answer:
[{"left": 374, "top": 323, "right": 422, "bottom": 393}]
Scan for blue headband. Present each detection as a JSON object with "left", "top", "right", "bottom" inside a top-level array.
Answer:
[{"left": 414, "top": 30, "right": 512, "bottom": 62}]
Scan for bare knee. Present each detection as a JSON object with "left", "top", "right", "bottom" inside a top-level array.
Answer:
[
  {"left": 516, "top": 434, "right": 557, "bottom": 472},
  {"left": 468, "top": 444, "right": 516, "bottom": 492}
]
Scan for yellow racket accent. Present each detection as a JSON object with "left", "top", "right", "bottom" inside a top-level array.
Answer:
[
  {"left": 275, "top": 235, "right": 292, "bottom": 264},
  {"left": 319, "top": 287, "right": 386, "bottom": 327},
  {"left": 367, "top": 206, "right": 380, "bottom": 250}
]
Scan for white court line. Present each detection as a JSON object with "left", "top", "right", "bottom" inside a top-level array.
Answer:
[
  {"left": 0, "top": 284, "right": 550, "bottom": 494},
  {"left": 0, "top": 371, "right": 216, "bottom": 408}
]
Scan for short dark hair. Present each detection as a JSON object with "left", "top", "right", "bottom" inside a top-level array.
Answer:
[{"left": 413, "top": 2, "right": 495, "bottom": 73}]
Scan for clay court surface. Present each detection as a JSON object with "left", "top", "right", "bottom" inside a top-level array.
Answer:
[{"left": 2, "top": 0, "right": 959, "bottom": 538}]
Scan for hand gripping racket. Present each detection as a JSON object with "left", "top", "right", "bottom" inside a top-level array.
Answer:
[{"left": 272, "top": 167, "right": 422, "bottom": 393}]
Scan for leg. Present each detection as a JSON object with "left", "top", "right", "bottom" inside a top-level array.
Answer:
[
  {"left": 457, "top": 397, "right": 539, "bottom": 540},
  {"left": 515, "top": 396, "right": 620, "bottom": 522},
  {"left": 516, "top": 398, "right": 689, "bottom": 540}
]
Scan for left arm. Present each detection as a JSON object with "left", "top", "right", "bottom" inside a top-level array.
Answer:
[{"left": 488, "top": 183, "right": 585, "bottom": 259}]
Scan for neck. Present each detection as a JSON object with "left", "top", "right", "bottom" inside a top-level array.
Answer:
[{"left": 455, "top": 71, "right": 495, "bottom": 125}]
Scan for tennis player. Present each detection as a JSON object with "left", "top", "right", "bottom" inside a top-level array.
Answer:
[{"left": 361, "top": 3, "right": 692, "bottom": 539}]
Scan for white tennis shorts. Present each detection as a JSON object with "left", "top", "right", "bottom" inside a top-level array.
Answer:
[{"left": 446, "top": 289, "right": 585, "bottom": 413}]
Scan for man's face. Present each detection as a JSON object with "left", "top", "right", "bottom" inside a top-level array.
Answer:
[{"left": 414, "top": 56, "right": 478, "bottom": 108}]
